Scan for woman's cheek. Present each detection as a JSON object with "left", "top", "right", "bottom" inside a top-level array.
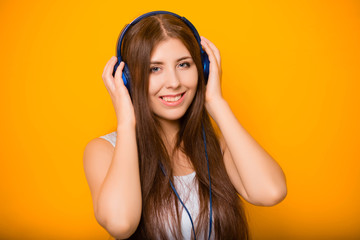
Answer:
[{"left": 148, "top": 77, "right": 162, "bottom": 95}]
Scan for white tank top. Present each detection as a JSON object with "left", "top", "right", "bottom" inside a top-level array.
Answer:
[{"left": 99, "top": 131, "right": 215, "bottom": 239}]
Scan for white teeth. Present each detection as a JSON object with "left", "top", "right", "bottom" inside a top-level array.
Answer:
[{"left": 162, "top": 94, "right": 182, "bottom": 102}]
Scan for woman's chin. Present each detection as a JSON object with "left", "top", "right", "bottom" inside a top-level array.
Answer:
[{"left": 154, "top": 112, "right": 186, "bottom": 124}]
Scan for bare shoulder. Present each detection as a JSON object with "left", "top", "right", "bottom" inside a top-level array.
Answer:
[
  {"left": 83, "top": 137, "right": 115, "bottom": 217},
  {"left": 85, "top": 137, "right": 115, "bottom": 155},
  {"left": 83, "top": 137, "right": 115, "bottom": 169}
]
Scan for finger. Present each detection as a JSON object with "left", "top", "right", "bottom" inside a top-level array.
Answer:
[
  {"left": 201, "top": 37, "right": 221, "bottom": 69},
  {"left": 201, "top": 38, "right": 218, "bottom": 69},
  {"left": 201, "top": 36, "right": 221, "bottom": 67},
  {"left": 102, "top": 57, "right": 118, "bottom": 93},
  {"left": 114, "top": 61, "right": 125, "bottom": 88},
  {"left": 201, "top": 36, "right": 220, "bottom": 59},
  {"left": 102, "top": 56, "right": 118, "bottom": 79}
]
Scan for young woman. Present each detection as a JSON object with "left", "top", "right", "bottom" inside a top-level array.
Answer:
[{"left": 83, "top": 11, "right": 287, "bottom": 240}]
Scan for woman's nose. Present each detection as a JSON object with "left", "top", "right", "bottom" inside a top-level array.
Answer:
[{"left": 165, "top": 69, "right": 181, "bottom": 89}]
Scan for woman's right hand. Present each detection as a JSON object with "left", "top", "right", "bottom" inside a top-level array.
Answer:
[{"left": 102, "top": 56, "right": 136, "bottom": 128}]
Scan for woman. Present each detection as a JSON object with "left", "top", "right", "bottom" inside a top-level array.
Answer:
[{"left": 83, "top": 11, "right": 287, "bottom": 240}]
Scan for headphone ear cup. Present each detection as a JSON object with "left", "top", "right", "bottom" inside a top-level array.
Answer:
[
  {"left": 112, "top": 61, "right": 120, "bottom": 78},
  {"left": 112, "top": 60, "right": 132, "bottom": 93},
  {"left": 202, "top": 51, "right": 210, "bottom": 84},
  {"left": 122, "top": 62, "right": 131, "bottom": 92}
]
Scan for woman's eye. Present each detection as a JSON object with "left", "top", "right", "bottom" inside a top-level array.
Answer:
[
  {"left": 179, "top": 62, "right": 190, "bottom": 68},
  {"left": 150, "top": 66, "right": 160, "bottom": 73}
]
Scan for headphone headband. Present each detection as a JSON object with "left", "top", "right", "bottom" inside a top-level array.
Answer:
[{"left": 116, "top": 11, "right": 203, "bottom": 60}]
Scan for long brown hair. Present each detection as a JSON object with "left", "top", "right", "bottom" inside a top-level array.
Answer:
[{"left": 121, "top": 13, "right": 249, "bottom": 239}]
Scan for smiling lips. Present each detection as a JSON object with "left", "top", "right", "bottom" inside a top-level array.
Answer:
[{"left": 159, "top": 92, "right": 186, "bottom": 106}]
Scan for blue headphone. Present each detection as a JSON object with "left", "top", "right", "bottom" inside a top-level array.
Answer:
[{"left": 112, "top": 10, "right": 210, "bottom": 93}]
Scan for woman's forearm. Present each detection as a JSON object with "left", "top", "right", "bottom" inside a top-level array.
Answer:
[
  {"left": 96, "top": 125, "right": 141, "bottom": 238},
  {"left": 207, "top": 98, "right": 287, "bottom": 205}
]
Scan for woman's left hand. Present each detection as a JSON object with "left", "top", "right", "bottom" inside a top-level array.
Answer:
[{"left": 200, "top": 36, "right": 224, "bottom": 114}]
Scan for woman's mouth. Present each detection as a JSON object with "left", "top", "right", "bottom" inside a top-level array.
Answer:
[{"left": 159, "top": 92, "right": 186, "bottom": 106}]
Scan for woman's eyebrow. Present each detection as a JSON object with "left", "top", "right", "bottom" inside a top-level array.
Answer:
[
  {"left": 176, "top": 56, "right": 192, "bottom": 62},
  {"left": 150, "top": 56, "right": 192, "bottom": 64}
]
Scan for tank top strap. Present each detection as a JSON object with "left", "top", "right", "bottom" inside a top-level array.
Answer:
[{"left": 99, "top": 131, "right": 117, "bottom": 147}]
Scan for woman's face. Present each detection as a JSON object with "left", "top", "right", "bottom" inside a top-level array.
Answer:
[{"left": 148, "top": 37, "right": 198, "bottom": 122}]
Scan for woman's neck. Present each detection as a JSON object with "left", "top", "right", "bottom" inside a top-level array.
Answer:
[
  {"left": 157, "top": 118, "right": 195, "bottom": 176},
  {"left": 157, "top": 118, "right": 180, "bottom": 148}
]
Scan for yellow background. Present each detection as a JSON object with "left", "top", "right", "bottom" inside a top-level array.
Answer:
[{"left": 1, "top": 0, "right": 359, "bottom": 239}]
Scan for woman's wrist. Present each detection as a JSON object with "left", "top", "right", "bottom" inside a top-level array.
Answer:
[
  {"left": 117, "top": 121, "right": 136, "bottom": 133},
  {"left": 205, "top": 97, "right": 229, "bottom": 122}
]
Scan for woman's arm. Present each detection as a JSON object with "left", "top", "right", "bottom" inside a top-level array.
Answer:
[
  {"left": 83, "top": 126, "right": 141, "bottom": 239},
  {"left": 201, "top": 37, "right": 287, "bottom": 206},
  {"left": 210, "top": 100, "right": 287, "bottom": 206},
  {"left": 83, "top": 57, "right": 141, "bottom": 239}
]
